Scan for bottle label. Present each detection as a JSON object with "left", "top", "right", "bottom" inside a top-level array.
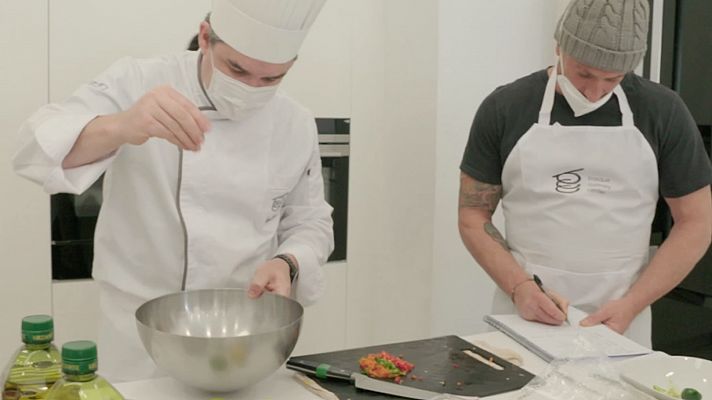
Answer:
[
  {"left": 2, "top": 388, "right": 20, "bottom": 400},
  {"left": 2, "top": 385, "right": 45, "bottom": 400},
  {"left": 63, "top": 361, "right": 97, "bottom": 375},
  {"left": 22, "top": 333, "right": 53, "bottom": 344}
]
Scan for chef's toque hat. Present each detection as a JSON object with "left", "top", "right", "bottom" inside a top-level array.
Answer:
[{"left": 210, "top": 0, "right": 327, "bottom": 64}]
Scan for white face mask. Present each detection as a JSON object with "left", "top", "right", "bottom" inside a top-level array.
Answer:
[
  {"left": 205, "top": 52, "right": 279, "bottom": 121},
  {"left": 556, "top": 59, "right": 614, "bottom": 117}
]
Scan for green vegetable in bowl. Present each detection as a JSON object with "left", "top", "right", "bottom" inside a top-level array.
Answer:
[
  {"left": 681, "top": 388, "right": 702, "bottom": 400},
  {"left": 652, "top": 384, "right": 702, "bottom": 400},
  {"left": 654, "top": 384, "right": 681, "bottom": 398}
]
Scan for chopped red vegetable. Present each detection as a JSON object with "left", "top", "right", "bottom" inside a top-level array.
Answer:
[{"left": 359, "top": 351, "right": 414, "bottom": 382}]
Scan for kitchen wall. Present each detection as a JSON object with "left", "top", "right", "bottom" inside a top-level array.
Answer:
[
  {"left": 0, "top": 0, "right": 53, "bottom": 363},
  {"left": 48, "top": 0, "right": 211, "bottom": 102},
  {"left": 345, "top": 0, "right": 439, "bottom": 347},
  {"left": 430, "top": 0, "right": 565, "bottom": 337}
]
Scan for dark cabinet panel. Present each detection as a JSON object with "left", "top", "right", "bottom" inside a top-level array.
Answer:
[
  {"left": 650, "top": 0, "right": 712, "bottom": 358},
  {"left": 674, "top": 0, "right": 712, "bottom": 125},
  {"left": 652, "top": 293, "right": 712, "bottom": 360},
  {"left": 659, "top": 0, "right": 712, "bottom": 125}
]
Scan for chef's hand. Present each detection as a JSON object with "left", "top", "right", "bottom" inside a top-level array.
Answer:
[
  {"left": 580, "top": 298, "right": 638, "bottom": 334},
  {"left": 248, "top": 258, "right": 292, "bottom": 299},
  {"left": 512, "top": 281, "right": 569, "bottom": 326},
  {"left": 112, "top": 85, "right": 211, "bottom": 151}
]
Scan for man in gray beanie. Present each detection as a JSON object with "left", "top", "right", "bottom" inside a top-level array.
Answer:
[{"left": 459, "top": 0, "right": 711, "bottom": 347}]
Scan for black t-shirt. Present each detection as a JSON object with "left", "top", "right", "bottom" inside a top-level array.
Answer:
[{"left": 460, "top": 69, "right": 712, "bottom": 198}]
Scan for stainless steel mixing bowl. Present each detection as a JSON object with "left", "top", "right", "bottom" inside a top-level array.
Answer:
[{"left": 135, "top": 288, "right": 303, "bottom": 392}]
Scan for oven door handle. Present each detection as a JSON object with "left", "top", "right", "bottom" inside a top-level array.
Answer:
[{"left": 319, "top": 144, "right": 350, "bottom": 158}]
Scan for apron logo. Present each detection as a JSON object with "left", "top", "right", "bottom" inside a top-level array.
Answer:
[{"left": 553, "top": 168, "right": 584, "bottom": 194}]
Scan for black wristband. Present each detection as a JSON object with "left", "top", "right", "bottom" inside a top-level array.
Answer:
[{"left": 274, "top": 254, "right": 299, "bottom": 283}]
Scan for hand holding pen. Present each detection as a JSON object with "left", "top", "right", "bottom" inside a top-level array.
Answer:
[{"left": 533, "top": 274, "right": 570, "bottom": 325}]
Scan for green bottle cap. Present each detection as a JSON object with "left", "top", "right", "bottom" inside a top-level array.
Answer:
[
  {"left": 62, "top": 340, "right": 98, "bottom": 376},
  {"left": 21, "top": 315, "right": 54, "bottom": 344}
]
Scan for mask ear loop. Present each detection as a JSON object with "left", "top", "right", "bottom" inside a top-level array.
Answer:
[
  {"left": 539, "top": 57, "right": 559, "bottom": 126},
  {"left": 559, "top": 54, "right": 566, "bottom": 77}
]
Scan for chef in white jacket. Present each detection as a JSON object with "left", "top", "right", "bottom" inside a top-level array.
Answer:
[{"left": 13, "top": 0, "right": 334, "bottom": 382}]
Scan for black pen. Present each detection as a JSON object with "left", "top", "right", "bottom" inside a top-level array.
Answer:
[{"left": 532, "top": 274, "right": 570, "bottom": 325}]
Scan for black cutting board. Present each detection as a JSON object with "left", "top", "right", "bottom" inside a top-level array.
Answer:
[{"left": 288, "top": 335, "right": 535, "bottom": 399}]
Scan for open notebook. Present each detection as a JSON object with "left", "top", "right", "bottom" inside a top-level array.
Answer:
[{"left": 484, "top": 307, "right": 652, "bottom": 362}]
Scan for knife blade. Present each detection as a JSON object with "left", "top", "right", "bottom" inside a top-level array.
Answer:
[{"left": 286, "top": 359, "right": 446, "bottom": 399}]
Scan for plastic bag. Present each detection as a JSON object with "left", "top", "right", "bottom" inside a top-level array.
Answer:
[{"left": 515, "top": 334, "right": 652, "bottom": 400}]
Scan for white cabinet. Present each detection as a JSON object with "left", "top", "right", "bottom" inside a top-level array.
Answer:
[
  {"left": 280, "top": 0, "right": 352, "bottom": 117},
  {"left": 0, "top": 0, "right": 53, "bottom": 362},
  {"left": 52, "top": 280, "right": 100, "bottom": 347},
  {"left": 292, "top": 262, "right": 348, "bottom": 355}
]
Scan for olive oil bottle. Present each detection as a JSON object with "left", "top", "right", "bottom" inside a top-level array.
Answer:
[
  {"left": 1, "top": 315, "right": 62, "bottom": 400},
  {"left": 46, "top": 341, "right": 124, "bottom": 400}
]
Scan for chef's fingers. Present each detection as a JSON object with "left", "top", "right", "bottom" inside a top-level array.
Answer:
[
  {"left": 248, "top": 270, "right": 270, "bottom": 299},
  {"left": 267, "top": 280, "right": 291, "bottom": 298},
  {"left": 602, "top": 320, "right": 626, "bottom": 334},
  {"left": 537, "top": 294, "right": 567, "bottom": 325},
  {"left": 141, "top": 108, "right": 184, "bottom": 149},
  {"left": 547, "top": 290, "right": 570, "bottom": 318},
  {"left": 166, "top": 87, "right": 212, "bottom": 133},
  {"left": 151, "top": 102, "right": 198, "bottom": 151},
  {"left": 580, "top": 308, "right": 608, "bottom": 327},
  {"left": 155, "top": 95, "right": 204, "bottom": 149}
]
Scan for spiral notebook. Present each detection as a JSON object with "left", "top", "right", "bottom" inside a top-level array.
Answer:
[{"left": 484, "top": 307, "right": 652, "bottom": 362}]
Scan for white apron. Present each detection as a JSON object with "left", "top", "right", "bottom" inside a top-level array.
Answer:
[{"left": 491, "top": 61, "right": 659, "bottom": 347}]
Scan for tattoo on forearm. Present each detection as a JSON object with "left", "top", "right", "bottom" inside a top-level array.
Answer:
[
  {"left": 484, "top": 222, "right": 509, "bottom": 250},
  {"left": 459, "top": 177, "right": 502, "bottom": 213}
]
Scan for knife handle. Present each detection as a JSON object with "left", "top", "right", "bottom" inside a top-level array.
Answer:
[{"left": 286, "top": 359, "right": 354, "bottom": 382}]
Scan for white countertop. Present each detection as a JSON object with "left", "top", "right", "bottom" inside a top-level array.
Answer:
[{"left": 114, "top": 331, "right": 549, "bottom": 400}]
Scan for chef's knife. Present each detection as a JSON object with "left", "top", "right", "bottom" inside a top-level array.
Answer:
[{"left": 286, "top": 359, "right": 445, "bottom": 400}]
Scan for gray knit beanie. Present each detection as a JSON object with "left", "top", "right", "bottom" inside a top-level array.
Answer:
[{"left": 555, "top": 0, "right": 649, "bottom": 72}]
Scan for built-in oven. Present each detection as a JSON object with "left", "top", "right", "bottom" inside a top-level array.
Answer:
[
  {"left": 50, "top": 118, "right": 350, "bottom": 280},
  {"left": 50, "top": 181, "right": 101, "bottom": 279},
  {"left": 316, "top": 118, "right": 350, "bottom": 262}
]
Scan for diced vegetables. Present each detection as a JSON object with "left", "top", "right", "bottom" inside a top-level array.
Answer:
[
  {"left": 652, "top": 384, "right": 702, "bottom": 400},
  {"left": 359, "top": 352, "right": 414, "bottom": 383}
]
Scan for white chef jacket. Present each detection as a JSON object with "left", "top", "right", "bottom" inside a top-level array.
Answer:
[{"left": 12, "top": 51, "right": 334, "bottom": 381}]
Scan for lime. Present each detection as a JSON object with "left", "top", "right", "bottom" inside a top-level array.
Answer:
[{"left": 681, "top": 388, "right": 702, "bottom": 400}]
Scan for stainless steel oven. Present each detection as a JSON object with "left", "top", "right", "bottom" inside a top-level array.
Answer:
[
  {"left": 50, "top": 118, "right": 350, "bottom": 279},
  {"left": 316, "top": 118, "right": 349, "bottom": 262}
]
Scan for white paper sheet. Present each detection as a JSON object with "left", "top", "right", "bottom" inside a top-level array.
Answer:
[{"left": 484, "top": 307, "right": 652, "bottom": 362}]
